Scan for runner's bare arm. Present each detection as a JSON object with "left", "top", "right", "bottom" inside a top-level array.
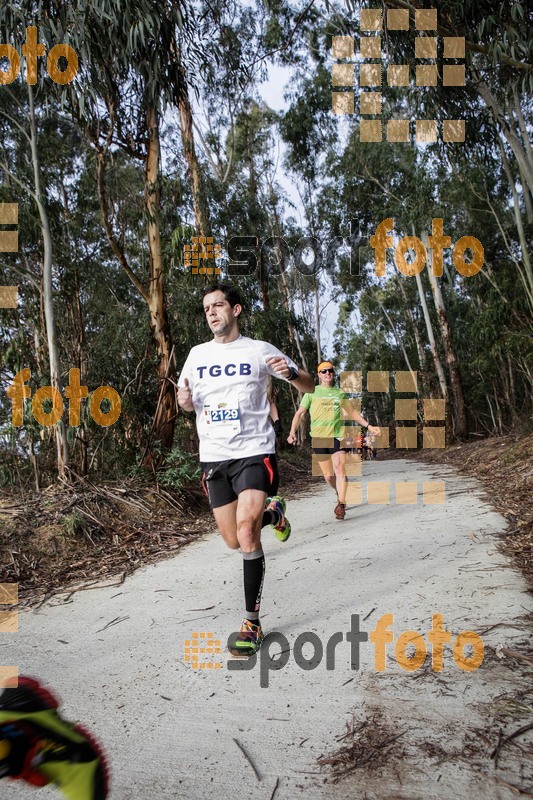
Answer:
[
  {"left": 347, "top": 401, "right": 380, "bottom": 435},
  {"left": 287, "top": 407, "right": 308, "bottom": 444},
  {"left": 177, "top": 377, "right": 195, "bottom": 412},
  {"left": 265, "top": 357, "right": 315, "bottom": 393}
]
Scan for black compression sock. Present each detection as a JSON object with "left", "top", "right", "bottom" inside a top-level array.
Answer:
[
  {"left": 262, "top": 508, "right": 280, "bottom": 528},
  {"left": 242, "top": 548, "right": 265, "bottom": 622}
]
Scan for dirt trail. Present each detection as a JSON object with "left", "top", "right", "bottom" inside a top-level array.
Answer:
[{"left": 2, "top": 459, "right": 531, "bottom": 799}]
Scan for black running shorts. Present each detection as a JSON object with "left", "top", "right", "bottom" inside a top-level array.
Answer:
[
  {"left": 200, "top": 454, "right": 279, "bottom": 509},
  {"left": 312, "top": 437, "right": 351, "bottom": 461}
]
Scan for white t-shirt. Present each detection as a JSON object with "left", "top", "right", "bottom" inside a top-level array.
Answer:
[{"left": 178, "top": 336, "right": 298, "bottom": 462}]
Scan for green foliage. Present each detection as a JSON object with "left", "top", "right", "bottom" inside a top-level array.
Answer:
[
  {"left": 156, "top": 446, "right": 201, "bottom": 490},
  {"left": 0, "top": 460, "right": 17, "bottom": 488},
  {"left": 61, "top": 512, "right": 88, "bottom": 536}
]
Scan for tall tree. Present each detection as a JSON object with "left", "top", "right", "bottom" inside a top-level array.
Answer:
[{"left": 52, "top": 0, "right": 208, "bottom": 455}]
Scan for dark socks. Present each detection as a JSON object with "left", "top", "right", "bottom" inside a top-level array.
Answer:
[
  {"left": 262, "top": 507, "right": 281, "bottom": 528},
  {"left": 262, "top": 509, "right": 274, "bottom": 527},
  {"left": 242, "top": 548, "right": 265, "bottom": 622}
]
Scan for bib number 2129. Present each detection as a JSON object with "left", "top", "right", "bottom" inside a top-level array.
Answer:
[{"left": 210, "top": 408, "right": 240, "bottom": 422}]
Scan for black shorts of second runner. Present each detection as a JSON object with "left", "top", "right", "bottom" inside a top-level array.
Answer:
[
  {"left": 200, "top": 454, "right": 279, "bottom": 509},
  {"left": 312, "top": 437, "right": 351, "bottom": 462}
]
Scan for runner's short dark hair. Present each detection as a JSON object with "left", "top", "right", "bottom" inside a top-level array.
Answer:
[{"left": 203, "top": 282, "right": 242, "bottom": 309}]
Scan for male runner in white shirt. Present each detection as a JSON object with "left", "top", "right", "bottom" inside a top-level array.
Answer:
[{"left": 178, "top": 283, "right": 314, "bottom": 655}]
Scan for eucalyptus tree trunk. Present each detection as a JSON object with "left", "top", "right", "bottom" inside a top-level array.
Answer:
[
  {"left": 177, "top": 66, "right": 211, "bottom": 237},
  {"left": 62, "top": 184, "right": 88, "bottom": 476},
  {"left": 415, "top": 271, "right": 450, "bottom": 439},
  {"left": 512, "top": 86, "right": 533, "bottom": 212},
  {"left": 281, "top": 271, "right": 308, "bottom": 371},
  {"left": 95, "top": 107, "right": 176, "bottom": 456},
  {"left": 377, "top": 298, "right": 416, "bottom": 377},
  {"left": 28, "top": 85, "right": 69, "bottom": 479},
  {"left": 412, "top": 227, "right": 448, "bottom": 400},
  {"left": 314, "top": 281, "right": 322, "bottom": 364},
  {"left": 518, "top": 164, "right": 533, "bottom": 223},
  {"left": 396, "top": 275, "right": 427, "bottom": 370},
  {"left": 271, "top": 205, "right": 306, "bottom": 364},
  {"left": 497, "top": 135, "right": 533, "bottom": 308},
  {"left": 425, "top": 244, "right": 468, "bottom": 440},
  {"left": 475, "top": 78, "right": 533, "bottom": 194},
  {"left": 145, "top": 105, "right": 176, "bottom": 453}
]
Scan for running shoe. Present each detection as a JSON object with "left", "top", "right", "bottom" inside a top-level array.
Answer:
[
  {"left": 265, "top": 495, "right": 291, "bottom": 542},
  {"left": 334, "top": 501, "right": 346, "bottom": 520},
  {"left": 227, "top": 620, "right": 264, "bottom": 657},
  {"left": 0, "top": 676, "right": 109, "bottom": 799}
]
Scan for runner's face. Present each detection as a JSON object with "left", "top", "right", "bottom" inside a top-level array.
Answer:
[
  {"left": 319, "top": 369, "right": 334, "bottom": 386},
  {"left": 203, "top": 291, "right": 240, "bottom": 338}
]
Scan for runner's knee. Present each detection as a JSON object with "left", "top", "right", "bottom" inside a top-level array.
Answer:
[
  {"left": 223, "top": 536, "right": 240, "bottom": 550},
  {"left": 237, "top": 519, "right": 261, "bottom": 550},
  {"left": 218, "top": 527, "right": 239, "bottom": 549},
  {"left": 237, "top": 519, "right": 255, "bottom": 537}
]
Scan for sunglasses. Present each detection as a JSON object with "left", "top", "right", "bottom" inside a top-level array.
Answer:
[{"left": 319, "top": 368, "right": 335, "bottom": 374}]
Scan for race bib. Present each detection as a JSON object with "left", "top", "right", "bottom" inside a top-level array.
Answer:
[{"left": 203, "top": 403, "right": 241, "bottom": 437}]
